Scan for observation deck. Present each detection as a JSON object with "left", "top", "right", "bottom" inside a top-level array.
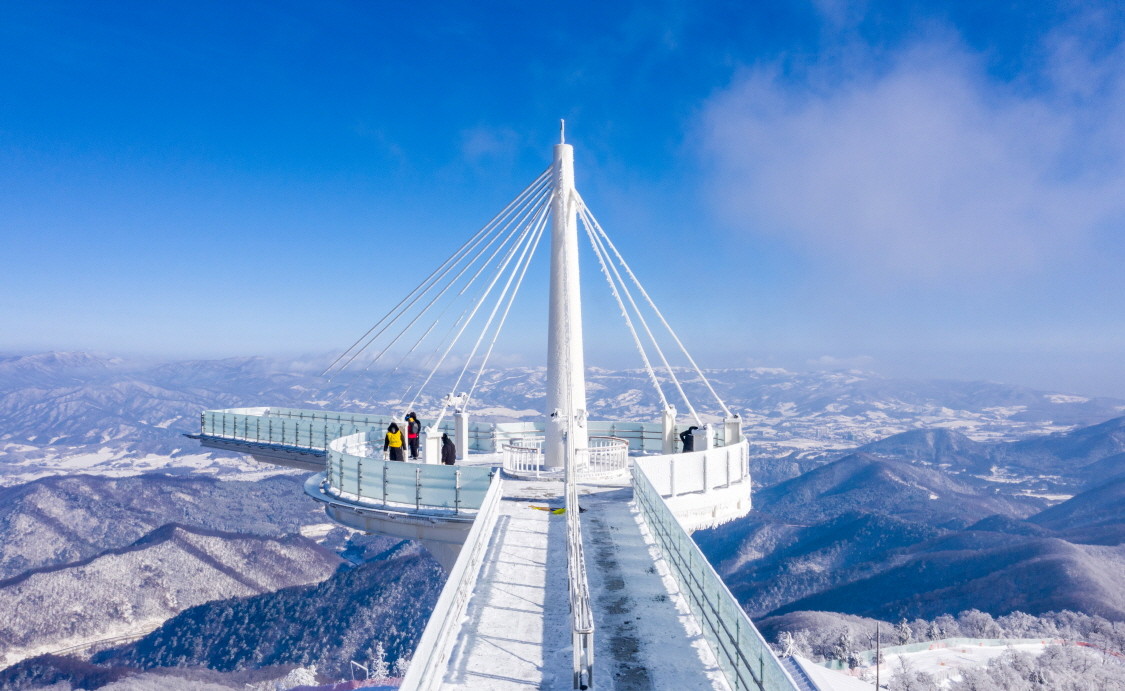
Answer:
[
  {"left": 191, "top": 128, "right": 801, "bottom": 689},
  {"left": 191, "top": 407, "right": 797, "bottom": 689}
]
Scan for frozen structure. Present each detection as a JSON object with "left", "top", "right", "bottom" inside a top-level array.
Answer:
[{"left": 192, "top": 126, "right": 799, "bottom": 690}]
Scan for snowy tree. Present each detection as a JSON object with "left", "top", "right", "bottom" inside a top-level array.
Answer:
[
  {"left": 887, "top": 656, "right": 939, "bottom": 691},
  {"left": 958, "top": 609, "right": 1001, "bottom": 638},
  {"left": 896, "top": 618, "right": 913, "bottom": 645},
  {"left": 370, "top": 641, "right": 390, "bottom": 679},
  {"left": 832, "top": 628, "right": 860, "bottom": 669}
]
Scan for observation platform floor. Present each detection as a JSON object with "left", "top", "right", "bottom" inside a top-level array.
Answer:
[{"left": 440, "top": 476, "right": 728, "bottom": 690}]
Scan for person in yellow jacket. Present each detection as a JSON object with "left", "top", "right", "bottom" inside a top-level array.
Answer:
[{"left": 384, "top": 422, "right": 405, "bottom": 461}]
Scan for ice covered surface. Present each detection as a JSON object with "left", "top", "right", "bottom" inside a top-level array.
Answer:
[{"left": 441, "top": 479, "right": 729, "bottom": 689}]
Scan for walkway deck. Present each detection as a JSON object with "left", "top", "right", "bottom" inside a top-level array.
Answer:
[{"left": 441, "top": 478, "right": 728, "bottom": 690}]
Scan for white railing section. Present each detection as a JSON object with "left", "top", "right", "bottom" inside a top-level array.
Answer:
[
  {"left": 503, "top": 436, "right": 630, "bottom": 481},
  {"left": 566, "top": 468, "right": 595, "bottom": 689},
  {"left": 636, "top": 441, "right": 749, "bottom": 498},
  {"left": 399, "top": 474, "right": 504, "bottom": 690},
  {"left": 324, "top": 431, "right": 494, "bottom": 515},
  {"left": 501, "top": 437, "right": 558, "bottom": 478},
  {"left": 200, "top": 407, "right": 736, "bottom": 455},
  {"left": 576, "top": 436, "right": 630, "bottom": 479},
  {"left": 632, "top": 463, "right": 798, "bottom": 691}
]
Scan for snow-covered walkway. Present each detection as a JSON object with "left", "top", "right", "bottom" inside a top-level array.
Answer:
[{"left": 440, "top": 479, "right": 728, "bottom": 690}]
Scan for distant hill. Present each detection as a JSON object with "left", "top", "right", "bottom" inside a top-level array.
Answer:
[
  {"left": 853, "top": 416, "right": 1125, "bottom": 492},
  {"left": 697, "top": 414, "right": 1125, "bottom": 624},
  {"left": 753, "top": 453, "right": 1044, "bottom": 527},
  {"left": 4, "top": 350, "right": 1125, "bottom": 486},
  {"left": 93, "top": 547, "right": 441, "bottom": 678},
  {"left": 1030, "top": 476, "right": 1125, "bottom": 544},
  {"left": 0, "top": 474, "right": 324, "bottom": 580},
  {"left": 0, "top": 524, "right": 341, "bottom": 669}
]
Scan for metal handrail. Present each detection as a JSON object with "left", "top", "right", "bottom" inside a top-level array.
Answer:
[
  {"left": 399, "top": 474, "right": 504, "bottom": 690},
  {"left": 632, "top": 462, "right": 799, "bottom": 691},
  {"left": 566, "top": 474, "right": 594, "bottom": 689}
]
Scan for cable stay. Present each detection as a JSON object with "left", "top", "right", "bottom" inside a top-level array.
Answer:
[
  {"left": 323, "top": 166, "right": 552, "bottom": 380},
  {"left": 322, "top": 153, "right": 733, "bottom": 430},
  {"left": 576, "top": 194, "right": 733, "bottom": 423}
]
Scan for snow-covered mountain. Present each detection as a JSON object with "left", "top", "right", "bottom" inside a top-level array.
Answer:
[
  {"left": 0, "top": 524, "right": 340, "bottom": 669},
  {"left": 695, "top": 416, "right": 1125, "bottom": 623},
  {"left": 4, "top": 351, "right": 1123, "bottom": 487},
  {"left": 2, "top": 350, "right": 1124, "bottom": 688}
]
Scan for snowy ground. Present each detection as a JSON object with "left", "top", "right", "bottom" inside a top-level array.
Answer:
[{"left": 0, "top": 446, "right": 303, "bottom": 487}]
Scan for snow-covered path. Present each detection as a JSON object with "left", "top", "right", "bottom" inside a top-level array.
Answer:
[
  {"left": 440, "top": 479, "right": 728, "bottom": 690},
  {"left": 441, "top": 482, "right": 571, "bottom": 689}
]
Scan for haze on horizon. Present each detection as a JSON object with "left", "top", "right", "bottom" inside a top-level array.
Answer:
[{"left": 2, "top": 2, "right": 1124, "bottom": 399}]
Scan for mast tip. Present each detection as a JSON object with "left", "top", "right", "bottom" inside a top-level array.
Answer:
[{"left": 559, "top": 119, "right": 566, "bottom": 144}]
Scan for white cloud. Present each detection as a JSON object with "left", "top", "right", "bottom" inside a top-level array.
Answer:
[{"left": 698, "top": 34, "right": 1125, "bottom": 283}]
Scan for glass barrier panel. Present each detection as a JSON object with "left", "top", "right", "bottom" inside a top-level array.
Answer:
[
  {"left": 417, "top": 466, "right": 458, "bottom": 509},
  {"left": 384, "top": 462, "right": 420, "bottom": 505},
  {"left": 456, "top": 472, "right": 493, "bottom": 509},
  {"left": 358, "top": 467, "right": 386, "bottom": 502}
]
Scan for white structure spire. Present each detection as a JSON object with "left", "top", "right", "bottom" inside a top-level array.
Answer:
[{"left": 545, "top": 128, "right": 588, "bottom": 469}]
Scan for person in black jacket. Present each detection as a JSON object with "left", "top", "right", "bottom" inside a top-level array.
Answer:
[
  {"left": 441, "top": 433, "right": 456, "bottom": 465},
  {"left": 405, "top": 412, "right": 421, "bottom": 460},
  {"left": 679, "top": 425, "right": 698, "bottom": 453}
]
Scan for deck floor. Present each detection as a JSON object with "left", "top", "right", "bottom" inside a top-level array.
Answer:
[{"left": 441, "top": 478, "right": 727, "bottom": 690}]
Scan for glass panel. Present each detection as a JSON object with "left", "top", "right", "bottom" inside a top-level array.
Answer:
[{"left": 384, "top": 462, "right": 419, "bottom": 505}]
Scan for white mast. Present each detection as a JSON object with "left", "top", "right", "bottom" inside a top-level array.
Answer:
[{"left": 545, "top": 120, "right": 589, "bottom": 469}]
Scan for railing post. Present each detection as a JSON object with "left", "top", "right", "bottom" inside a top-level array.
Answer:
[
  {"left": 415, "top": 467, "right": 422, "bottom": 510},
  {"left": 669, "top": 457, "right": 676, "bottom": 497},
  {"left": 357, "top": 456, "right": 363, "bottom": 497},
  {"left": 382, "top": 461, "right": 389, "bottom": 503},
  {"left": 454, "top": 469, "right": 462, "bottom": 515},
  {"left": 703, "top": 449, "right": 709, "bottom": 493}
]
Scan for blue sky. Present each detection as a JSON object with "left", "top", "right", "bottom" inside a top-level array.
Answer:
[{"left": 2, "top": 1, "right": 1125, "bottom": 397}]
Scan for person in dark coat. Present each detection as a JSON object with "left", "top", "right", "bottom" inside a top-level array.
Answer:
[
  {"left": 406, "top": 412, "right": 421, "bottom": 460},
  {"left": 679, "top": 425, "right": 698, "bottom": 453},
  {"left": 441, "top": 433, "right": 456, "bottom": 465},
  {"left": 384, "top": 422, "right": 405, "bottom": 461}
]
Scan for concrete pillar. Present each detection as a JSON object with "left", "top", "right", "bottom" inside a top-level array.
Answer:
[
  {"left": 544, "top": 127, "right": 588, "bottom": 469},
  {"left": 693, "top": 423, "right": 714, "bottom": 452},
  {"left": 454, "top": 409, "right": 468, "bottom": 460},
  {"left": 421, "top": 425, "right": 440, "bottom": 464},
  {"left": 724, "top": 413, "right": 742, "bottom": 446},
  {"left": 661, "top": 405, "right": 678, "bottom": 454}
]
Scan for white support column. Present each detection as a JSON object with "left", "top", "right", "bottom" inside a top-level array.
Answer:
[
  {"left": 693, "top": 423, "right": 714, "bottom": 452},
  {"left": 421, "top": 425, "right": 440, "bottom": 464},
  {"left": 545, "top": 123, "right": 589, "bottom": 469},
  {"left": 661, "top": 405, "right": 678, "bottom": 454},
  {"left": 724, "top": 413, "right": 742, "bottom": 446},
  {"left": 454, "top": 409, "right": 469, "bottom": 460}
]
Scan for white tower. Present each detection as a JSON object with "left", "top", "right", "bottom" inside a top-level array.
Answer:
[{"left": 545, "top": 121, "right": 589, "bottom": 469}]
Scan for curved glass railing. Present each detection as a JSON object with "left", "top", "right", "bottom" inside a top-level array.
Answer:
[
  {"left": 323, "top": 431, "right": 494, "bottom": 515},
  {"left": 199, "top": 407, "right": 735, "bottom": 456}
]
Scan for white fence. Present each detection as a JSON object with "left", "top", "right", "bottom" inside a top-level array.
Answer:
[
  {"left": 635, "top": 441, "right": 749, "bottom": 497},
  {"left": 502, "top": 436, "right": 630, "bottom": 481},
  {"left": 398, "top": 476, "right": 504, "bottom": 690}
]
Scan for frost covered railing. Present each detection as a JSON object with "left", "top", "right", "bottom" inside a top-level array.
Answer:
[
  {"left": 632, "top": 461, "right": 798, "bottom": 691},
  {"left": 502, "top": 435, "right": 629, "bottom": 480},
  {"left": 324, "top": 431, "right": 493, "bottom": 515},
  {"left": 566, "top": 470, "right": 594, "bottom": 689},
  {"left": 399, "top": 472, "right": 504, "bottom": 690}
]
